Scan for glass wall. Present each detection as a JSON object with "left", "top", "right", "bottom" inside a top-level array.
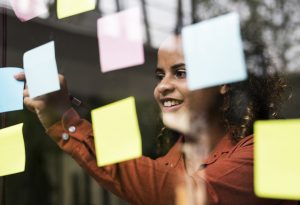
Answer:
[{"left": 1, "top": 0, "right": 300, "bottom": 204}]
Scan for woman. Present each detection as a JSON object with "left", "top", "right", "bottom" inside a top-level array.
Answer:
[{"left": 15, "top": 35, "right": 296, "bottom": 205}]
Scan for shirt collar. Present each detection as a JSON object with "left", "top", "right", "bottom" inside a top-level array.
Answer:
[{"left": 203, "top": 133, "right": 235, "bottom": 165}]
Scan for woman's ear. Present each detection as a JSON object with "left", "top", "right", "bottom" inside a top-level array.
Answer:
[{"left": 220, "top": 85, "right": 229, "bottom": 95}]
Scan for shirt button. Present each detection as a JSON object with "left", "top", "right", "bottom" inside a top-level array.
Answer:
[
  {"left": 68, "top": 126, "right": 76, "bottom": 133},
  {"left": 62, "top": 133, "right": 69, "bottom": 141}
]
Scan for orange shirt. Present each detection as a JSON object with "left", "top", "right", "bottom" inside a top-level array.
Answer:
[{"left": 47, "top": 108, "right": 297, "bottom": 205}]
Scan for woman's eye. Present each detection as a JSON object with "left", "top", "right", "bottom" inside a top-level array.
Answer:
[
  {"left": 155, "top": 72, "right": 165, "bottom": 81},
  {"left": 175, "top": 69, "right": 186, "bottom": 79}
]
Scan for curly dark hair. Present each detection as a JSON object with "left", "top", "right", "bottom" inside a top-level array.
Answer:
[
  {"left": 155, "top": 21, "right": 291, "bottom": 156},
  {"left": 222, "top": 72, "right": 289, "bottom": 141},
  {"left": 155, "top": 71, "right": 289, "bottom": 156}
]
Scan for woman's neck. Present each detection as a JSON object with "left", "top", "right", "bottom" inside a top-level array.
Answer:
[
  {"left": 183, "top": 115, "right": 227, "bottom": 175},
  {"left": 185, "top": 113, "right": 227, "bottom": 150}
]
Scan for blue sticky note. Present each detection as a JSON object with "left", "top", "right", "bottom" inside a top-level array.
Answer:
[
  {"left": 23, "top": 41, "right": 60, "bottom": 98},
  {"left": 0, "top": 67, "right": 24, "bottom": 113},
  {"left": 182, "top": 12, "right": 247, "bottom": 90}
]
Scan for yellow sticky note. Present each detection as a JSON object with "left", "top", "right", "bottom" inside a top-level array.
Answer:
[
  {"left": 91, "top": 97, "right": 142, "bottom": 166},
  {"left": 57, "top": 0, "right": 96, "bottom": 19},
  {"left": 254, "top": 119, "right": 300, "bottom": 200},
  {"left": 0, "top": 123, "right": 25, "bottom": 176}
]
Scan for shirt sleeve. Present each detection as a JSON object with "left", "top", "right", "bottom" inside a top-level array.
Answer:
[{"left": 46, "top": 108, "right": 182, "bottom": 205}]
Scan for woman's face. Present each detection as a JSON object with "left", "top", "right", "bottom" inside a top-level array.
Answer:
[
  {"left": 153, "top": 36, "right": 190, "bottom": 132},
  {"left": 154, "top": 35, "right": 223, "bottom": 134}
]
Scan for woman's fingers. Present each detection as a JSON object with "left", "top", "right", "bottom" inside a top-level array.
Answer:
[
  {"left": 14, "top": 72, "right": 34, "bottom": 112},
  {"left": 20, "top": 73, "right": 71, "bottom": 129},
  {"left": 14, "top": 72, "right": 26, "bottom": 81},
  {"left": 24, "top": 97, "right": 37, "bottom": 113},
  {"left": 23, "top": 89, "right": 29, "bottom": 98}
]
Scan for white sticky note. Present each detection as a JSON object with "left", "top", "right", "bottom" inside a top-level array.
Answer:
[
  {"left": 23, "top": 41, "right": 60, "bottom": 98},
  {"left": 0, "top": 123, "right": 25, "bottom": 176},
  {"left": 57, "top": 0, "right": 96, "bottom": 19},
  {"left": 9, "top": 0, "right": 48, "bottom": 22},
  {"left": 97, "top": 8, "right": 144, "bottom": 73},
  {"left": 91, "top": 97, "right": 142, "bottom": 166},
  {"left": 254, "top": 119, "right": 300, "bottom": 200},
  {"left": 182, "top": 12, "right": 247, "bottom": 90},
  {"left": 0, "top": 67, "right": 24, "bottom": 113}
]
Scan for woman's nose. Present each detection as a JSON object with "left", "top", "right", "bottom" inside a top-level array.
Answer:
[{"left": 157, "top": 76, "right": 175, "bottom": 95}]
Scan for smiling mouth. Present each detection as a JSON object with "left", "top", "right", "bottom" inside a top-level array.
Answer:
[{"left": 161, "top": 99, "right": 183, "bottom": 109}]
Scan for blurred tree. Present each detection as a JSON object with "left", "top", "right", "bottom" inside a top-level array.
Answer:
[{"left": 193, "top": 0, "right": 300, "bottom": 74}]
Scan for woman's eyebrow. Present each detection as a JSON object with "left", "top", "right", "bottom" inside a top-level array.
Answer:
[
  {"left": 171, "top": 63, "right": 185, "bottom": 70},
  {"left": 155, "top": 68, "right": 163, "bottom": 73}
]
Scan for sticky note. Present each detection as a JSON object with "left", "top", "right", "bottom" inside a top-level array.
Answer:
[
  {"left": 23, "top": 41, "right": 60, "bottom": 98},
  {"left": 97, "top": 8, "right": 144, "bottom": 73},
  {"left": 9, "top": 0, "right": 48, "bottom": 22},
  {"left": 0, "top": 67, "right": 24, "bottom": 113},
  {"left": 254, "top": 119, "right": 300, "bottom": 200},
  {"left": 0, "top": 123, "right": 25, "bottom": 176},
  {"left": 91, "top": 97, "right": 142, "bottom": 166},
  {"left": 182, "top": 12, "right": 247, "bottom": 90},
  {"left": 57, "top": 0, "right": 96, "bottom": 19}
]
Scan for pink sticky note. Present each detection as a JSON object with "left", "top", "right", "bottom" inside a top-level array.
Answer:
[
  {"left": 97, "top": 8, "right": 144, "bottom": 73},
  {"left": 9, "top": 0, "right": 48, "bottom": 22}
]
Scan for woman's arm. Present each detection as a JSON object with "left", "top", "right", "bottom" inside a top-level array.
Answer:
[
  {"left": 46, "top": 108, "right": 182, "bottom": 205},
  {"left": 15, "top": 72, "right": 182, "bottom": 205}
]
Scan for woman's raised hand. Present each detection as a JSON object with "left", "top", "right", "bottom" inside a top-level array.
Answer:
[{"left": 14, "top": 72, "right": 72, "bottom": 129}]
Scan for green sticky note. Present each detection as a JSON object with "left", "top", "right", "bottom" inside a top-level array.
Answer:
[
  {"left": 57, "top": 0, "right": 96, "bottom": 19},
  {"left": 254, "top": 119, "right": 300, "bottom": 200},
  {"left": 91, "top": 97, "right": 142, "bottom": 166},
  {"left": 0, "top": 123, "right": 25, "bottom": 176}
]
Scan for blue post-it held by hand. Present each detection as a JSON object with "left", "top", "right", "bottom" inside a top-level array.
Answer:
[{"left": 23, "top": 41, "right": 60, "bottom": 98}]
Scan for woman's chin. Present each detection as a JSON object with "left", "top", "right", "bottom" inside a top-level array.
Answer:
[{"left": 162, "top": 111, "right": 190, "bottom": 134}]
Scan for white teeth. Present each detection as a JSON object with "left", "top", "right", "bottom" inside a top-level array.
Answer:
[
  {"left": 164, "top": 101, "right": 172, "bottom": 107},
  {"left": 163, "top": 100, "right": 181, "bottom": 107}
]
